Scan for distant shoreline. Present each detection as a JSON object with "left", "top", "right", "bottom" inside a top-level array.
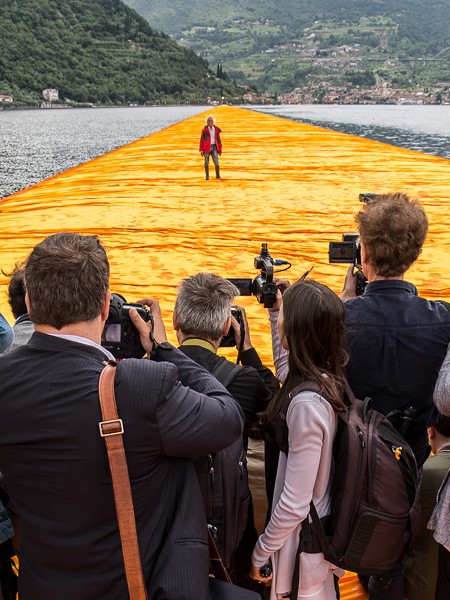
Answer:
[{"left": 2, "top": 100, "right": 448, "bottom": 113}]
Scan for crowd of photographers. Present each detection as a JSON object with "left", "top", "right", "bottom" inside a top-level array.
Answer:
[{"left": 0, "top": 192, "right": 449, "bottom": 600}]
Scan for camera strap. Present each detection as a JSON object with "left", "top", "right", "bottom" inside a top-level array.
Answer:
[
  {"left": 212, "top": 360, "right": 241, "bottom": 389},
  {"left": 147, "top": 313, "right": 157, "bottom": 359},
  {"left": 98, "top": 363, "right": 148, "bottom": 599}
]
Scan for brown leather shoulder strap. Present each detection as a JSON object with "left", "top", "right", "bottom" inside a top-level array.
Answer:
[
  {"left": 207, "top": 527, "right": 232, "bottom": 584},
  {"left": 98, "top": 363, "right": 148, "bottom": 600}
]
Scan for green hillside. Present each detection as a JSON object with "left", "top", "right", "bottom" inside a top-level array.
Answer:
[
  {"left": 125, "top": 0, "right": 450, "bottom": 96},
  {"left": 0, "top": 0, "right": 242, "bottom": 105}
]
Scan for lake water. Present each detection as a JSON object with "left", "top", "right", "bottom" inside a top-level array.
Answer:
[
  {"left": 1, "top": 104, "right": 449, "bottom": 199},
  {"left": 0, "top": 106, "right": 206, "bottom": 199},
  {"left": 254, "top": 104, "right": 450, "bottom": 159}
]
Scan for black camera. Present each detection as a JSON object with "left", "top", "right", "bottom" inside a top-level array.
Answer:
[
  {"left": 252, "top": 243, "right": 279, "bottom": 309},
  {"left": 328, "top": 232, "right": 361, "bottom": 265},
  {"left": 227, "top": 244, "right": 290, "bottom": 309},
  {"left": 259, "top": 564, "right": 272, "bottom": 578},
  {"left": 359, "top": 192, "right": 378, "bottom": 203},
  {"left": 329, "top": 233, "right": 366, "bottom": 296},
  {"left": 220, "top": 306, "right": 244, "bottom": 348},
  {"left": 101, "top": 293, "right": 153, "bottom": 359}
]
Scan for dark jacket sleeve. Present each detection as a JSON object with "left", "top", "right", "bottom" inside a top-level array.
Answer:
[
  {"left": 227, "top": 350, "right": 279, "bottom": 443},
  {"left": 153, "top": 344, "right": 244, "bottom": 457},
  {"left": 240, "top": 347, "right": 280, "bottom": 406}
]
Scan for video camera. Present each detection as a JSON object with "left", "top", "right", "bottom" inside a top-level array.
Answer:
[
  {"left": 101, "top": 293, "right": 153, "bottom": 359},
  {"left": 328, "top": 232, "right": 361, "bottom": 265},
  {"left": 329, "top": 233, "right": 366, "bottom": 296},
  {"left": 228, "top": 243, "right": 290, "bottom": 309}
]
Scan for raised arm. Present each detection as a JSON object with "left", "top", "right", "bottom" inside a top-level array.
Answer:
[{"left": 154, "top": 344, "right": 244, "bottom": 457}]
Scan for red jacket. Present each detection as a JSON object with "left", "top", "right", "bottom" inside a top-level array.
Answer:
[{"left": 199, "top": 125, "right": 222, "bottom": 154}]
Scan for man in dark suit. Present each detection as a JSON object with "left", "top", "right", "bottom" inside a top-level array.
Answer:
[
  {"left": 173, "top": 272, "right": 278, "bottom": 593},
  {"left": 174, "top": 273, "right": 278, "bottom": 450},
  {"left": 0, "top": 233, "right": 243, "bottom": 600}
]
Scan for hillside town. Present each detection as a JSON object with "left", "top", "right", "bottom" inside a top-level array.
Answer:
[{"left": 183, "top": 17, "right": 450, "bottom": 105}]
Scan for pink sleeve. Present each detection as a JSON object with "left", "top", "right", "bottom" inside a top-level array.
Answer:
[
  {"left": 252, "top": 395, "right": 332, "bottom": 566},
  {"left": 269, "top": 311, "right": 289, "bottom": 383}
]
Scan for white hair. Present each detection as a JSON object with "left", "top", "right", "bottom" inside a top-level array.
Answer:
[
  {"left": 175, "top": 273, "right": 239, "bottom": 341},
  {"left": 206, "top": 115, "right": 215, "bottom": 124}
]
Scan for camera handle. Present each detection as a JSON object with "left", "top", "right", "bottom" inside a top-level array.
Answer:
[{"left": 355, "top": 269, "right": 367, "bottom": 296}]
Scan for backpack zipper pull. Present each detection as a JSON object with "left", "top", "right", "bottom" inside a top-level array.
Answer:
[{"left": 357, "top": 426, "right": 366, "bottom": 448}]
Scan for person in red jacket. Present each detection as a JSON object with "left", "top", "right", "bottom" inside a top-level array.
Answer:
[{"left": 199, "top": 115, "right": 222, "bottom": 180}]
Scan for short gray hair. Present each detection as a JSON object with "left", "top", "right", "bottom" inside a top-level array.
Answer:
[
  {"left": 175, "top": 273, "right": 239, "bottom": 341},
  {"left": 206, "top": 114, "right": 215, "bottom": 124}
]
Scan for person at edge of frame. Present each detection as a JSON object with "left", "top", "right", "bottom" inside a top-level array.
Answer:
[
  {"left": 0, "top": 232, "right": 243, "bottom": 600},
  {"left": 172, "top": 272, "right": 279, "bottom": 597},
  {"left": 339, "top": 192, "right": 450, "bottom": 600},
  {"left": 404, "top": 414, "right": 450, "bottom": 600}
]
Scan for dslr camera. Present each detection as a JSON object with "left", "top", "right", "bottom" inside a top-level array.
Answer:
[
  {"left": 220, "top": 306, "right": 244, "bottom": 348},
  {"left": 228, "top": 243, "right": 287, "bottom": 309},
  {"left": 101, "top": 293, "right": 153, "bottom": 359}
]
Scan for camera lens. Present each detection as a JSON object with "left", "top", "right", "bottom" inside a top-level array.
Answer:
[{"left": 259, "top": 565, "right": 272, "bottom": 578}]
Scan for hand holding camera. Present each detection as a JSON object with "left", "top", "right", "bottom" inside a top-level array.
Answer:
[
  {"left": 268, "top": 277, "right": 291, "bottom": 313},
  {"left": 230, "top": 306, "right": 252, "bottom": 351},
  {"left": 131, "top": 297, "right": 168, "bottom": 353},
  {"left": 101, "top": 293, "right": 168, "bottom": 359},
  {"left": 339, "top": 265, "right": 359, "bottom": 302}
]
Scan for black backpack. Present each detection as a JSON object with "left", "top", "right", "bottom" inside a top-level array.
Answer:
[
  {"left": 282, "top": 381, "right": 420, "bottom": 578},
  {"left": 195, "top": 360, "right": 251, "bottom": 569}
]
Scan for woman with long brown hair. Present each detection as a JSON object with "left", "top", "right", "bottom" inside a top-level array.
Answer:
[{"left": 251, "top": 279, "right": 348, "bottom": 599}]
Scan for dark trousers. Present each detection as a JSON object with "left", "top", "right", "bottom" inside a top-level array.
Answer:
[
  {"left": 204, "top": 144, "right": 219, "bottom": 177},
  {"left": 360, "top": 567, "right": 404, "bottom": 600},
  {"left": 436, "top": 544, "right": 450, "bottom": 600}
]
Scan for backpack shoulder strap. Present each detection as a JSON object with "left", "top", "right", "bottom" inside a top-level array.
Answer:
[
  {"left": 212, "top": 359, "right": 241, "bottom": 389},
  {"left": 288, "top": 380, "right": 325, "bottom": 401}
]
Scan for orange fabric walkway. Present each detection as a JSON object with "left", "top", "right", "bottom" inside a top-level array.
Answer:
[{"left": 2, "top": 105, "right": 450, "bottom": 598}]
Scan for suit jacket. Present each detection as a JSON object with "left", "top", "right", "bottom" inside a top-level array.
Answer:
[
  {"left": 179, "top": 345, "right": 278, "bottom": 448},
  {"left": 0, "top": 333, "right": 243, "bottom": 600}
]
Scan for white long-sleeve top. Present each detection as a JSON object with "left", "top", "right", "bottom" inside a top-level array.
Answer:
[{"left": 252, "top": 310, "right": 340, "bottom": 599}]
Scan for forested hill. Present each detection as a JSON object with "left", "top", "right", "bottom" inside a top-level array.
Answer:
[
  {"left": 125, "top": 0, "right": 450, "bottom": 50},
  {"left": 0, "top": 0, "right": 241, "bottom": 105},
  {"left": 124, "top": 0, "right": 450, "bottom": 96}
]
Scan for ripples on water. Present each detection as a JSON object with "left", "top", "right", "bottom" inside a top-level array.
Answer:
[
  {"left": 255, "top": 105, "right": 450, "bottom": 160},
  {"left": 0, "top": 106, "right": 206, "bottom": 198},
  {"left": 1, "top": 104, "right": 449, "bottom": 198}
]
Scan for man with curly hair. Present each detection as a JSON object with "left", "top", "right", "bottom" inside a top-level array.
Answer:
[{"left": 341, "top": 193, "right": 450, "bottom": 600}]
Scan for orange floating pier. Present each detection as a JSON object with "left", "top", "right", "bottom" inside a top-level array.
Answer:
[{"left": 2, "top": 105, "right": 450, "bottom": 598}]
